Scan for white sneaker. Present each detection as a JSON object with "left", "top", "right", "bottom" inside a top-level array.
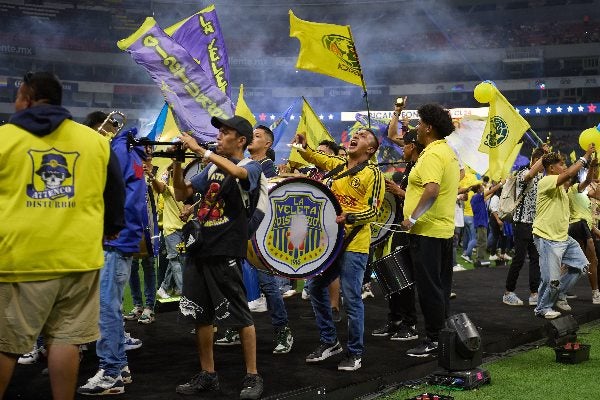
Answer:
[
  {"left": 555, "top": 299, "right": 572, "bottom": 312},
  {"left": 460, "top": 254, "right": 473, "bottom": 263},
  {"left": 528, "top": 293, "right": 538, "bottom": 306},
  {"left": 489, "top": 254, "right": 499, "bottom": 261},
  {"left": 156, "top": 287, "right": 170, "bottom": 299},
  {"left": 77, "top": 369, "right": 125, "bottom": 395},
  {"left": 18, "top": 345, "right": 39, "bottom": 364},
  {"left": 249, "top": 296, "right": 267, "bottom": 313},
  {"left": 502, "top": 292, "right": 524, "bottom": 306},
  {"left": 592, "top": 289, "right": 600, "bottom": 304},
  {"left": 124, "top": 332, "right": 142, "bottom": 351},
  {"left": 501, "top": 253, "right": 512, "bottom": 261},
  {"left": 301, "top": 286, "right": 310, "bottom": 300},
  {"left": 282, "top": 289, "right": 297, "bottom": 298},
  {"left": 453, "top": 264, "right": 466, "bottom": 271},
  {"left": 539, "top": 310, "right": 561, "bottom": 319}
]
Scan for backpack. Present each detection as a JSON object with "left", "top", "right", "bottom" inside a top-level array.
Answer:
[
  {"left": 207, "top": 158, "right": 269, "bottom": 238},
  {"left": 497, "top": 172, "right": 530, "bottom": 222}
]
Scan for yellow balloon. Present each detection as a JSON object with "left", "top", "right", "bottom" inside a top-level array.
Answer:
[
  {"left": 474, "top": 82, "right": 494, "bottom": 103},
  {"left": 579, "top": 126, "right": 600, "bottom": 151}
]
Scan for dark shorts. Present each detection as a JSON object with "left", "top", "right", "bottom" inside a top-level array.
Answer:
[
  {"left": 568, "top": 220, "right": 592, "bottom": 245},
  {"left": 180, "top": 256, "right": 254, "bottom": 328}
]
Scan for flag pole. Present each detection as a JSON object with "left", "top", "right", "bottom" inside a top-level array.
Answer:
[
  {"left": 527, "top": 127, "right": 545, "bottom": 145},
  {"left": 347, "top": 26, "right": 371, "bottom": 128}
]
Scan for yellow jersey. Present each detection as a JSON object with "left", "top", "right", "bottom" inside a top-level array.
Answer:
[
  {"left": 404, "top": 139, "right": 460, "bottom": 239},
  {"left": 301, "top": 147, "right": 385, "bottom": 254}
]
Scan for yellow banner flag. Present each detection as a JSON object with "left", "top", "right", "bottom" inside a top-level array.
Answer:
[
  {"left": 289, "top": 10, "right": 364, "bottom": 88},
  {"left": 501, "top": 142, "right": 523, "bottom": 179},
  {"left": 289, "top": 97, "right": 335, "bottom": 166},
  {"left": 569, "top": 150, "right": 577, "bottom": 164},
  {"left": 478, "top": 86, "right": 530, "bottom": 181},
  {"left": 234, "top": 84, "right": 257, "bottom": 127}
]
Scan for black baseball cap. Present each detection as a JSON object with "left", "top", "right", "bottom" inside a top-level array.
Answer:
[
  {"left": 211, "top": 116, "right": 253, "bottom": 143},
  {"left": 402, "top": 129, "right": 418, "bottom": 144}
]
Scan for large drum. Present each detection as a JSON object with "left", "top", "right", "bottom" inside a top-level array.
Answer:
[
  {"left": 370, "top": 191, "right": 401, "bottom": 247},
  {"left": 370, "top": 246, "right": 413, "bottom": 298},
  {"left": 248, "top": 177, "right": 344, "bottom": 279}
]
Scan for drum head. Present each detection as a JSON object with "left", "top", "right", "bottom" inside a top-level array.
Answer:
[
  {"left": 370, "top": 191, "right": 401, "bottom": 247},
  {"left": 251, "top": 177, "right": 344, "bottom": 279}
]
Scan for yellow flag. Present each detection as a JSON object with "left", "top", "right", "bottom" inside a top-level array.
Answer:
[
  {"left": 478, "top": 86, "right": 530, "bottom": 181},
  {"left": 234, "top": 84, "right": 257, "bottom": 127},
  {"left": 569, "top": 150, "right": 577, "bottom": 164},
  {"left": 153, "top": 106, "right": 183, "bottom": 172},
  {"left": 500, "top": 142, "right": 523, "bottom": 178},
  {"left": 289, "top": 10, "right": 364, "bottom": 88},
  {"left": 289, "top": 97, "right": 335, "bottom": 166}
]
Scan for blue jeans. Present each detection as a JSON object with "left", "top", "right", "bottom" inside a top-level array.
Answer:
[
  {"left": 257, "top": 271, "right": 288, "bottom": 329},
  {"left": 462, "top": 216, "right": 476, "bottom": 256},
  {"left": 161, "top": 231, "right": 184, "bottom": 293},
  {"left": 308, "top": 251, "right": 368, "bottom": 356},
  {"left": 129, "top": 257, "right": 156, "bottom": 309},
  {"left": 97, "top": 249, "right": 132, "bottom": 377},
  {"left": 276, "top": 276, "right": 292, "bottom": 294},
  {"left": 533, "top": 235, "right": 588, "bottom": 315}
]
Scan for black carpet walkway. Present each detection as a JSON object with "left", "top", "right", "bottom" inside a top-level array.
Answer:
[{"left": 7, "top": 263, "right": 600, "bottom": 399}]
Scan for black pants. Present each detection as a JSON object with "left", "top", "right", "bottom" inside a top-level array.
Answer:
[
  {"left": 409, "top": 234, "right": 453, "bottom": 341},
  {"left": 489, "top": 218, "right": 506, "bottom": 255},
  {"left": 505, "top": 222, "right": 540, "bottom": 293},
  {"left": 387, "top": 245, "right": 417, "bottom": 326}
]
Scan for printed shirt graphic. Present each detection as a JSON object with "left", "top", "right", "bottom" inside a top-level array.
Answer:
[
  {"left": 27, "top": 149, "right": 79, "bottom": 200},
  {"left": 190, "top": 160, "right": 261, "bottom": 258},
  {"left": 0, "top": 120, "right": 109, "bottom": 282}
]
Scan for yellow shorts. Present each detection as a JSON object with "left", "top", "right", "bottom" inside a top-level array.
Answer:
[{"left": 0, "top": 270, "right": 100, "bottom": 355}]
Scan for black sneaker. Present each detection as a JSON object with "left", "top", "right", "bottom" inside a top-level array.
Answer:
[
  {"left": 390, "top": 324, "right": 419, "bottom": 341},
  {"left": 407, "top": 340, "right": 438, "bottom": 357},
  {"left": 306, "top": 341, "right": 343, "bottom": 362},
  {"left": 175, "top": 371, "right": 219, "bottom": 395},
  {"left": 371, "top": 320, "right": 402, "bottom": 337},
  {"left": 337, "top": 353, "right": 361, "bottom": 371},
  {"left": 239, "top": 373, "right": 263, "bottom": 400},
  {"left": 273, "top": 326, "right": 294, "bottom": 354}
]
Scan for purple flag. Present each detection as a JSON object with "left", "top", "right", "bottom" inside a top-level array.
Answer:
[
  {"left": 166, "top": 5, "right": 231, "bottom": 99},
  {"left": 117, "top": 17, "right": 234, "bottom": 142}
]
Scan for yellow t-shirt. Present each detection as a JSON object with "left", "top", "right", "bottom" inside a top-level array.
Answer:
[
  {"left": 160, "top": 176, "right": 185, "bottom": 236},
  {"left": 568, "top": 184, "right": 592, "bottom": 228},
  {"left": 459, "top": 174, "right": 479, "bottom": 217},
  {"left": 301, "top": 148, "right": 385, "bottom": 254},
  {"left": 404, "top": 139, "right": 460, "bottom": 239},
  {"left": 533, "top": 175, "right": 569, "bottom": 241}
]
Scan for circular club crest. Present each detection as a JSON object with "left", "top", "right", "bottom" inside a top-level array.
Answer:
[
  {"left": 370, "top": 191, "right": 401, "bottom": 247},
  {"left": 484, "top": 116, "right": 509, "bottom": 148},
  {"left": 321, "top": 34, "right": 360, "bottom": 75},
  {"left": 249, "top": 177, "right": 344, "bottom": 279}
]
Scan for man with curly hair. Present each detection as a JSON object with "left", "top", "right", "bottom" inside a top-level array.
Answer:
[{"left": 401, "top": 104, "right": 460, "bottom": 357}]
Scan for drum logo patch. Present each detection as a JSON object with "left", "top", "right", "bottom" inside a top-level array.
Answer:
[
  {"left": 26, "top": 149, "right": 79, "bottom": 204},
  {"left": 266, "top": 192, "right": 329, "bottom": 271}
]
